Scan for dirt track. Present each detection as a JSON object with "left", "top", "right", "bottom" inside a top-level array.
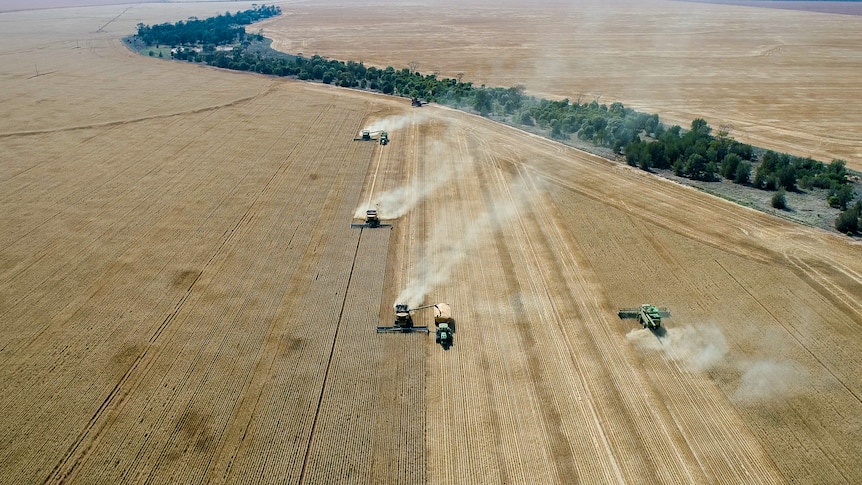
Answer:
[
  {"left": 1, "top": 2, "right": 861, "bottom": 484},
  {"left": 259, "top": 0, "right": 862, "bottom": 171}
]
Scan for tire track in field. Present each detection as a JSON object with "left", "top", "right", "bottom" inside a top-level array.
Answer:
[
  {"left": 4, "top": 106, "right": 281, "bottom": 481},
  {"left": 480, "top": 133, "right": 748, "bottom": 480},
  {"left": 155, "top": 101, "right": 348, "bottom": 482},
  {"left": 785, "top": 251, "right": 862, "bottom": 323},
  {"left": 471, "top": 158, "right": 578, "bottom": 484},
  {"left": 548, "top": 187, "right": 777, "bottom": 482},
  {"left": 48, "top": 194, "right": 253, "bottom": 484},
  {"left": 716, "top": 259, "right": 862, "bottom": 407},
  {"left": 296, "top": 219, "right": 365, "bottom": 484},
  {"left": 60, "top": 96, "right": 349, "bottom": 483},
  {"left": 0, "top": 98, "right": 256, "bottom": 365},
  {"left": 0, "top": 83, "right": 276, "bottom": 140},
  {"left": 197, "top": 101, "right": 369, "bottom": 483},
  {"left": 44, "top": 90, "right": 293, "bottom": 483}
]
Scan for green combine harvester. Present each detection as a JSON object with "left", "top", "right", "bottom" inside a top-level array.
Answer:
[{"left": 618, "top": 304, "right": 670, "bottom": 329}]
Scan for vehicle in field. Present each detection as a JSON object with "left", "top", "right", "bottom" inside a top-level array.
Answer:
[
  {"left": 354, "top": 129, "right": 384, "bottom": 141},
  {"left": 617, "top": 304, "right": 670, "bottom": 329},
  {"left": 378, "top": 303, "right": 454, "bottom": 348},
  {"left": 351, "top": 209, "right": 391, "bottom": 229},
  {"left": 377, "top": 303, "right": 431, "bottom": 334}
]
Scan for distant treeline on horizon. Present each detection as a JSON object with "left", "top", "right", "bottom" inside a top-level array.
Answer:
[{"left": 130, "top": 4, "right": 861, "bottom": 234}]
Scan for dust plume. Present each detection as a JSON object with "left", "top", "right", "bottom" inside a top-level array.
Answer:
[
  {"left": 361, "top": 111, "right": 431, "bottom": 134},
  {"left": 628, "top": 324, "right": 808, "bottom": 403},
  {"left": 354, "top": 161, "right": 453, "bottom": 219},
  {"left": 732, "top": 359, "right": 808, "bottom": 404},
  {"left": 396, "top": 175, "right": 538, "bottom": 308},
  {"left": 355, "top": 135, "right": 471, "bottom": 220},
  {"left": 627, "top": 324, "right": 728, "bottom": 372}
]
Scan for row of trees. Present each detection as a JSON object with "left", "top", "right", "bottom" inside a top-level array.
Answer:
[
  {"left": 755, "top": 151, "right": 854, "bottom": 210},
  {"left": 132, "top": 6, "right": 859, "bottom": 234},
  {"left": 624, "top": 119, "right": 755, "bottom": 183},
  {"left": 135, "top": 5, "right": 280, "bottom": 47}
]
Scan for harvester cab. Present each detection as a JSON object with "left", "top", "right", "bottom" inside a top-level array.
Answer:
[
  {"left": 354, "top": 129, "right": 381, "bottom": 141},
  {"left": 377, "top": 303, "right": 430, "bottom": 334},
  {"left": 376, "top": 302, "right": 453, "bottom": 338},
  {"left": 617, "top": 304, "right": 671, "bottom": 329},
  {"left": 350, "top": 209, "right": 391, "bottom": 229}
]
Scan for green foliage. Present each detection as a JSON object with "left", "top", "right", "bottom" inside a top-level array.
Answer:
[
  {"left": 734, "top": 161, "right": 752, "bottom": 185},
  {"left": 721, "top": 153, "right": 742, "bottom": 180},
  {"left": 835, "top": 201, "right": 861, "bottom": 234},
  {"left": 136, "top": 5, "right": 279, "bottom": 47},
  {"left": 771, "top": 190, "right": 788, "bottom": 210},
  {"left": 828, "top": 184, "right": 856, "bottom": 210}
]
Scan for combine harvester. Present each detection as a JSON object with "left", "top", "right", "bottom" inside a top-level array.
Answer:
[
  {"left": 618, "top": 304, "right": 670, "bottom": 329},
  {"left": 351, "top": 209, "right": 391, "bottom": 229},
  {"left": 378, "top": 302, "right": 454, "bottom": 348},
  {"left": 353, "top": 129, "right": 389, "bottom": 145}
]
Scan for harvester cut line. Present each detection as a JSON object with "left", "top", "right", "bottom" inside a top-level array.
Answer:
[{"left": 298, "top": 229, "right": 364, "bottom": 484}]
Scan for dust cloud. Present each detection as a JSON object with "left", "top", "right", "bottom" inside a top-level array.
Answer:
[
  {"left": 354, "top": 163, "right": 452, "bottom": 219},
  {"left": 628, "top": 324, "right": 808, "bottom": 404},
  {"left": 396, "top": 176, "right": 537, "bottom": 309},
  {"left": 355, "top": 135, "right": 470, "bottom": 220},
  {"left": 732, "top": 359, "right": 808, "bottom": 404},
  {"left": 361, "top": 111, "right": 431, "bottom": 135}
]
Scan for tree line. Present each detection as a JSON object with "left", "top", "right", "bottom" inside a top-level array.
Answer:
[
  {"left": 131, "top": 5, "right": 860, "bottom": 234},
  {"left": 135, "top": 4, "right": 280, "bottom": 47}
]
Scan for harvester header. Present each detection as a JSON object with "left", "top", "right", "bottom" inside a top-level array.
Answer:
[
  {"left": 377, "top": 302, "right": 454, "bottom": 349},
  {"left": 618, "top": 304, "right": 670, "bottom": 329},
  {"left": 351, "top": 209, "right": 391, "bottom": 229}
]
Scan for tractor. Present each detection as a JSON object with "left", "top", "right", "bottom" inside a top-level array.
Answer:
[{"left": 377, "top": 302, "right": 454, "bottom": 348}]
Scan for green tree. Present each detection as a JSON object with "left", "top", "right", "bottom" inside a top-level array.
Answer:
[
  {"left": 685, "top": 153, "right": 708, "bottom": 180},
  {"left": 734, "top": 161, "right": 752, "bottom": 185},
  {"left": 720, "top": 153, "right": 742, "bottom": 180},
  {"left": 472, "top": 89, "right": 492, "bottom": 115},
  {"left": 771, "top": 190, "right": 788, "bottom": 210},
  {"left": 828, "top": 184, "right": 856, "bottom": 210},
  {"left": 834, "top": 202, "right": 861, "bottom": 234}
]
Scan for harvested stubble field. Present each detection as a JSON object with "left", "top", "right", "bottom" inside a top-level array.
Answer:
[{"left": 1, "top": 1, "right": 861, "bottom": 484}]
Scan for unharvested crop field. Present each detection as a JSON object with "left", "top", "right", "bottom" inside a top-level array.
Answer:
[
  {"left": 260, "top": 0, "right": 862, "bottom": 171},
  {"left": 1, "top": 1, "right": 861, "bottom": 484}
]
